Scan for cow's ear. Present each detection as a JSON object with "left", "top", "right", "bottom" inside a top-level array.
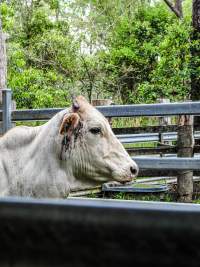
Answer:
[
  {"left": 72, "top": 95, "right": 80, "bottom": 112},
  {"left": 59, "top": 113, "right": 80, "bottom": 135},
  {"left": 72, "top": 96, "right": 90, "bottom": 114}
]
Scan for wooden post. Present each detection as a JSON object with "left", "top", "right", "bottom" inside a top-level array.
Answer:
[
  {"left": 91, "top": 99, "right": 112, "bottom": 106},
  {"left": 92, "top": 99, "right": 113, "bottom": 126},
  {"left": 177, "top": 115, "right": 194, "bottom": 202}
]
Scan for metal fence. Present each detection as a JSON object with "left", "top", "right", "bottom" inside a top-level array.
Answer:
[
  {"left": 1, "top": 197, "right": 200, "bottom": 267},
  {"left": 1, "top": 90, "right": 200, "bottom": 265},
  {"left": 118, "top": 131, "right": 200, "bottom": 143},
  {"left": 1, "top": 89, "right": 200, "bottom": 172}
]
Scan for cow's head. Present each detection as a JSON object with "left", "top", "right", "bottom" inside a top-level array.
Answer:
[{"left": 59, "top": 96, "right": 138, "bottom": 184}]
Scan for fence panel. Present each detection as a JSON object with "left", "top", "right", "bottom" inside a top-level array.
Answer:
[
  {"left": 134, "top": 157, "right": 200, "bottom": 170},
  {"left": 0, "top": 197, "right": 200, "bottom": 267},
  {"left": 1, "top": 101, "right": 200, "bottom": 121}
]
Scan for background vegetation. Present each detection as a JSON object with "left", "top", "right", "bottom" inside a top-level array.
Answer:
[{"left": 0, "top": 0, "right": 195, "bottom": 109}]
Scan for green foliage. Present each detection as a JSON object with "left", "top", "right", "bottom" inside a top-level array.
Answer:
[
  {"left": 102, "top": 2, "right": 192, "bottom": 103},
  {"left": 0, "top": 0, "right": 194, "bottom": 108},
  {"left": 1, "top": 0, "right": 78, "bottom": 109}
]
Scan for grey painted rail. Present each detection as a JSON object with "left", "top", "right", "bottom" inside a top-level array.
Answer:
[
  {"left": 1, "top": 197, "right": 200, "bottom": 267},
  {"left": 1, "top": 91, "right": 200, "bottom": 171},
  {"left": 118, "top": 131, "right": 200, "bottom": 143},
  {"left": 1, "top": 101, "right": 200, "bottom": 121},
  {"left": 133, "top": 157, "right": 200, "bottom": 170},
  {"left": 98, "top": 101, "right": 200, "bottom": 117}
]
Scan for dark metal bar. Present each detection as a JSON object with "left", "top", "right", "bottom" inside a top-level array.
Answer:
[
  {"left": 0, "top": 197, "right": 200, "bottom": 267},
  {"left": 127, "top": 146, "right": 177, "bottom": 155},
  {"left": 138, "top": 169, "right": 200, "bottom": 176},
  {"left": 113, "top": 125, "right": 180, "bottom": 134},
  {"left": 127, "top": 145, "right": 200, "bottom": 156}
]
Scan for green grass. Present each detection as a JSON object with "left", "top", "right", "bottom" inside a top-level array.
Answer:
[
  {"left": 124, "top": 142, "right": 156, "bottom": 148},
  {"left": 112, "top": 116, "right": 178, "bottom": 128},
  {"left": 16, "top": 121, "right": 45, "bottom": 127},
  {"left": 103, "top": 192, "right": 174, "bottom": 202},
  {"left": 112, "top": 117, "right": 159, "bottom": 128}
]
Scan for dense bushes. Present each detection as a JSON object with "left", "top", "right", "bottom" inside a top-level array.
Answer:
[{"left": 0, "top": 0, "right": 193, "bottom": 107}]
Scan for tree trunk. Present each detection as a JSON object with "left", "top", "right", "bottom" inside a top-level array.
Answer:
[
  {"left": 177, "top": 115, "right": 194, "bottom": 202},
  {"left": 0, "top": 17, "right": 7, "bottom": 104},
  {"left": 190, "top": 0, "right": 200, "bottom": 134},
  {"left": 175, "top": 0, "right": 183, "bottom": 18},
  {"left": 190, "top": 0, "right": 200, "bottom": 102},
  {"left": 163, "top": 0, "right": 183, "bottom": 18}
]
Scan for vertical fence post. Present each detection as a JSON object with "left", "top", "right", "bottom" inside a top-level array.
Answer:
[
  {"left": 2, "top": 89, "right": 12, "bottom": 133},
  {"left": 177, "top": 114, "right": 194, "bottom": 202},
  {"left": 157, "top": 98, "right": 171, "bottom": 157}
]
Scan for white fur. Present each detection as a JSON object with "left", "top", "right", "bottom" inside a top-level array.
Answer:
[{"left": 0, "top": 104, "right": 138, "bottom": 198}]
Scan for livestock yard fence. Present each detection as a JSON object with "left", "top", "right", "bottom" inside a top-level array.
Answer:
[
  {"left": 2, "top": 89, "right": 200, "bottom": 266},
  {"left": 1, "top": 89, "right": 200, "bottom": 199},
  {"left": 1, "top": 89, "right": 200, "bottom": 175}
]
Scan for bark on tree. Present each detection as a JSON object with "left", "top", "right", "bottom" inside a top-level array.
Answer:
[
  {"left": 0, "top": 17, "right": 7, "bottom": 104},
  {"left": 177, "top": 115, "right": 194, "bottom": 202},
  {"left": 190, "top": 0, "right": 200, "bottom": 103},
  {"left": 163, "top": 0, "right": 183, "bottom": 18}
]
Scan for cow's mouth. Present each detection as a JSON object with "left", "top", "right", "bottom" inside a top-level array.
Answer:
[{"left": 120, "top": 180, "right": 133, "bottom": 185}]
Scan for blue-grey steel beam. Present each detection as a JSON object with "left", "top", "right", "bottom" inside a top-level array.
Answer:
[
  {"left": 1, "top": 101, "right": 200, "bottom": 121},
  {"left": 118, "top": 132, "right": 200, "bottom": 143},
  {"left": 133, "top": 157, "right": 200, "bottom": 170}
]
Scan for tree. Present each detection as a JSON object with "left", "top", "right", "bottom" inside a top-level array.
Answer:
[
  {"left": 101, "top": 1, "right": 190, "bottom": 104},
  {"left": 0, "top": 0, "right": 193, "bottom": 107},
  {"left": 0, "top": 0, "right": 78, "bottom": 108},
  {"left": 163, "top": 0, "right": 200, "bottom": 103},
  {"left": 190, "top": 0, "right": 200, "bottom": 102},
  {"left": 163, "top": 0, "right": 183, "bottom": 18}
]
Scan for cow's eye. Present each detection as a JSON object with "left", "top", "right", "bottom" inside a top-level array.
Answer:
[{"left": 89, "top": 127, "right": 101, "bottom": 135}]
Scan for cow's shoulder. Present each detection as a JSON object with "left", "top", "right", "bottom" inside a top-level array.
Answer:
[{"left": 0, "top": 125, "right": 40, "bottom": 149}]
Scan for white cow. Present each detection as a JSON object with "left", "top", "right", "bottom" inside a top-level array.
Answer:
[{"left": 0, "top": 96, "right": 138, "bottom": 198}]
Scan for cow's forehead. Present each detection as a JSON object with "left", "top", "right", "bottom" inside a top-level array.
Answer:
[{"left": 84, "top": 107, "right": 109, "bottom": 128}]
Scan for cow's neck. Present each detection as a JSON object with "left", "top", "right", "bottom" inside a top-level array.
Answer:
[
  {"left": 34, "top": 110, "right": 99, "bottom": 193},
  {"left": 59, "top": 149, "right": 100, "bottom": 193}
]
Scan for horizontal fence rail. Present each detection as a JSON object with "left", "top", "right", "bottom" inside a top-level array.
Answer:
[
  {"left": 128, "top": 145, "right": 200, "bottom": 156},
  {"left": 1, "top": 91, "right": 200, "bottom": 172},
  {"left": 133, "top": 157, "right": 200, "bottom": 170},
  {"left": 1, "top": 101, "right": 200, "bottom": 121},
  {"left": 98, "top": 102, "right": 200, "bottom": 117},
  {"left": 118, "top": 132, "right": 200, "bottom": 143},
  {"left": 113, "top": 125, "right": 180, "bottom": 134},
  {"left": 1, "top": 197, "right": 200, "bottom": 266}
]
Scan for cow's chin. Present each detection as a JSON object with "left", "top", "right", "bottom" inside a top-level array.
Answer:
[
  {"left": 114, "top": 177, "right": 134, "bottom": 184},
  {"left": 111, "top": 171, "right": 135, "bottom": 184},
  {"left": 88, "top": 175, "right": 111, "bottom": 183},
  {"left": 83, "top": 170, "right": 135, "bottom": 184}
]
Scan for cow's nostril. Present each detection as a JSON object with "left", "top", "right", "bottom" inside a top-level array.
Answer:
[{"left": 130, "top": 166, "right": 137, "bottom": 176}]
